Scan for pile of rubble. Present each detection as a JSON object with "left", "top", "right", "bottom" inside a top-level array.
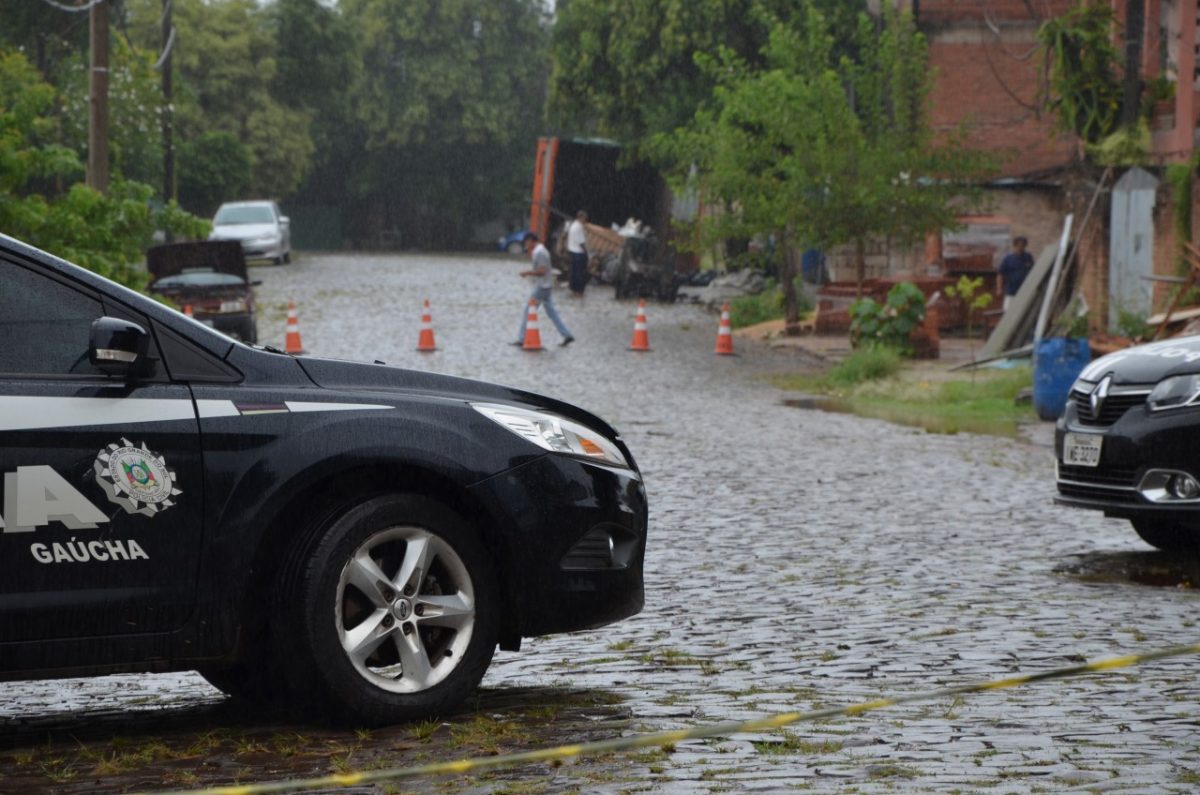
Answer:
[{"left": 677, "top": 268, "right": 768, "bottom": 310}]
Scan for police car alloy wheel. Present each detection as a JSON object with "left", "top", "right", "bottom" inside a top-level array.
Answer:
[{"left": 285, "top": 495, "right": 499, "bottom": 724}]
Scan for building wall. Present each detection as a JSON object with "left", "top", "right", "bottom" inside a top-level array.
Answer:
[
  {"left": 920, "top": 1, "right": 1079, "bottom": 178},
  {"left": 824, "top": 186, "right": 1067, "bottom": 284}
]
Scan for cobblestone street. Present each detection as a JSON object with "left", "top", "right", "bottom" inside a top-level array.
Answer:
[{"left": 4, "top": 252, "right": 1200, "bottom": 793}]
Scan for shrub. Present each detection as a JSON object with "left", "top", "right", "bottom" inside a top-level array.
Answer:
[{"left": 849, "top": 282, "right": 927, "bottom": 354}]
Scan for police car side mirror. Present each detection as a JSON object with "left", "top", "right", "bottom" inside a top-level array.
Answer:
[{"left": 89, "top": 317, "right": 150, "bottom": 377}]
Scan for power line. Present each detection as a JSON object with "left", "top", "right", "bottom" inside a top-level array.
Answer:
[{"left": 37, "top": 0, "right": 104, "bottom": 13}]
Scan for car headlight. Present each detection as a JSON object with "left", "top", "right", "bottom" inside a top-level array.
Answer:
[
  {"left": 218, "top": 299, "right": 249, "bottom": 314},
  {"left": 1147, "top": 374, "right": 1200, "bottom": 411},
  {"left": 471, "top": 403, "right": 628, "bottom": 467}
]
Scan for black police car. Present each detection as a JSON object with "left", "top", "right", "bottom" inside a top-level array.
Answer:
[
  {"left": 0, "top": 233, "right": 647, "bottom": 725},
  {"left": 1055, "top": 336, "right": 1200, "bottom": 553}
]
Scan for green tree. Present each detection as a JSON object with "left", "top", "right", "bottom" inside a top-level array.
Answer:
[
  {"left": 1, "top": 49, "right": 207, "bottom": 289},
  {"left": 654, "top": 8, "right": 993, "bottom": 332},
  {"left": 549, "top": 0, "right": 864, "bottom": 149},
  {"left": 177, "top": 131, "right": 252, "bottom": 217},
  {"left": 124, "top": 0, "right": 315, "bottom": 207},
  {"left": 57, "top": 37, "right": 166, "bottom": 188},
  {"left": 337, "top": 0, "right": 549, "bottom": 246}
]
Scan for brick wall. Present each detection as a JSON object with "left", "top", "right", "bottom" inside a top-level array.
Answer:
[{"left": 923, "top": 4, "right": 1078, "bottom": 178}]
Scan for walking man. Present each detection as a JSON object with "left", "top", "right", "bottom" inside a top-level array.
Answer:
[
  {"left": 997, "top": 235, "right": 1035, "bottom": 310},
  {"left": 566, "top": 210, "right": 590, "bottom": 296},
  {"left": 514, "top": 232, "right": 574, "bottom": 347}
]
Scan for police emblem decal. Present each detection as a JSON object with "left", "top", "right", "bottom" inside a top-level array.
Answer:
[{"left": 94, "top": 438, "right": 181, "bottom": 517}]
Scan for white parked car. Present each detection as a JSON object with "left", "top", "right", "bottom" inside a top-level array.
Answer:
[{"left": 209, "top": 200, "right": 292, "bottom": 265}]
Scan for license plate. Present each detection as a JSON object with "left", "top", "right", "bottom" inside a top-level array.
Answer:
[{"left": 1063, "top": 433, "right": 1102, "bottom": 467}]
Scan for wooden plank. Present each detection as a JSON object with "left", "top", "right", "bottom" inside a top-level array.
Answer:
[
  {"left": 1034, "top": 213, "right": 1074, "bottom": 342},
  {"left": 1147, "top": 305, "right": 1200, "bottom": 326}
]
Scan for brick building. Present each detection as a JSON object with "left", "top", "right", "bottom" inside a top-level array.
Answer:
[{"left": 835, "top": 0, "right": 1200, "bottom": 333}]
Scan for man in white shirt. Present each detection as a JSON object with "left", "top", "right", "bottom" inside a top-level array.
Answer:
[
  {"left": 514, "top": 232, "right": 574, "bottom": 346},
  {"left": 566, "top": 210, "right": 590, "bottom": 296}
]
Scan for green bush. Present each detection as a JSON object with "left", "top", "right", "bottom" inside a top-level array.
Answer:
[{"left": 849, "top": 282, "right": 927, "bottom": 354}]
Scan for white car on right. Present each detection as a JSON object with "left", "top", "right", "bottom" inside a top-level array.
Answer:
[{"left": 209, "top": 200, "right": 292, "bottom": 264}]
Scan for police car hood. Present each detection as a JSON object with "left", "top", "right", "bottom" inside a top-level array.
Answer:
[
  {"left": 1079, "top": 336, "right": 1200, "bottom": 385},
  {"left": 297, "top": 357, "right": 621, "bottom": 438}
]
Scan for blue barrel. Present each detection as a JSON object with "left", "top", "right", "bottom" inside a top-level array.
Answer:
[{"left": 1033, "top": 337, "right": 1091, "bottom": 420}]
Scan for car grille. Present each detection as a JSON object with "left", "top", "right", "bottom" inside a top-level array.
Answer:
[
  {"left": 1057, "top": 463, "right": 1141, "bottom": 504},
  {"left": 1069, "top": 390, "right": 1147, "bottom": 427}
]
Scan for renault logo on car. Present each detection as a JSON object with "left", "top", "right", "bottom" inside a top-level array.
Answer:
[{"left": 1090, "top": 376, "right": 1111, "bottom": 417}]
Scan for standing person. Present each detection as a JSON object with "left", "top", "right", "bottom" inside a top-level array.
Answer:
[
  {"left": 566, "top": 210, "right": 590, "bottom": 296},
  {"left": 997, "top": 235, "right": 1035, "bottom": 310},
  {"left": 514, "top": 232, "right": 575, "bottom": 347}
]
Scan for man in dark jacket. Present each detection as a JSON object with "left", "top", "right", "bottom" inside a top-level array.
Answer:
[{"left": 997, "top": 236, "right": 1034, "bottom": 310}]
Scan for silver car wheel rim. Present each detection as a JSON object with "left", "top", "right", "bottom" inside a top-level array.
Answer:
[{"left": 336, "top": 525, "right": 476, "bottom": 694}]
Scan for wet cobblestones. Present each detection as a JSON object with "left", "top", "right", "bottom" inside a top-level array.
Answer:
[{"left": 4, "top": 252, "right": 1200, "bottom": 793}]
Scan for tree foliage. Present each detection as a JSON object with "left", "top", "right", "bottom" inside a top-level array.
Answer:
[
  {"left": 1037, "top": 4, "right": 1123, "bottom": 144},
  {"left": 653, "top": 7, "right": 994, "bottom": 329},
  {"left": 550, "top": 0, "right": 863, "bottom": 149},
  {"left": 0, "top": 50, "right": 207, "bottom": 290},
  {"left": 334, "top": 0, "right": 549, "bottom": 245}
]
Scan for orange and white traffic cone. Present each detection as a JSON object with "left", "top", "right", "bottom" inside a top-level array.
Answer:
[
  {"left": 285, "top": 300, "right": 306, "bottom": 354},
  {"left": 183, "top": 305, "right": 194, "bottom": 318},
  {"left": 629, "top": 299, "right": 651, "bottom": 352},
  {"left": 416, "top": 299, "right": 437, "bottom": 352},
  {"left": 715, "top": 302, "right": 735, "bottom": 355},
  {"left": 521, "top": 299, "right": 544, "bottom": 351}
]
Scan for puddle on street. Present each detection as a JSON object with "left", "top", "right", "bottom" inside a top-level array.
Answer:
[
  {"left": 783, "top": 397, "right": 1021, "bottom": 438},
  {"left": 1055, "top": 550, "right": 1200, "bottom": 589}
]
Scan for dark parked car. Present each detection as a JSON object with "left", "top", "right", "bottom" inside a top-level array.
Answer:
[
  {"left": 147, "top": 240, "right": 258, "bottom": 344},
  {"left": 1055, "top": 337, "right": 1200, "bottom": 553},
  {"left": 0, "top": 232, "right": 647, "bottom": 725}
]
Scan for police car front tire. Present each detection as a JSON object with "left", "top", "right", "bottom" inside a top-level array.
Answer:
[{"left": 283, "top": 494, "right": 499, "bottom": 725}]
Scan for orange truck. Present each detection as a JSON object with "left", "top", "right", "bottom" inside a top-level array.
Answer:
[{"left": 528, "top": 137, "right": 667, "bottom": 247}]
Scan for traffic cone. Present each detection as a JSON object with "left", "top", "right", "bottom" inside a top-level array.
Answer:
[
  {"left": 629, "top": 299, "right": 651, "bottom": 352},
  {"left": 284, "top": 301, "right": 306, "bottom": 354},
  {"left": 416, "top": 299, "right": 437, "bottom": 352},
  {"left": 182, "top": 305, "right": 194, "bottom": 318},
  {"left": 715, "top": 302, "right": 735, "bottom": 355},
  {"left": 521, "top": 299, "right": 544, "bottom": 351}
]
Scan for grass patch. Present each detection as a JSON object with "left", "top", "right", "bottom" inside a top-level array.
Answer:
[
  {"left": 821, "top": 346, "right": 902, "bottom": 389},
  {"left": 752, "top": 731, "right": 844, "bottom": 756},
  {"left": 729, "top": 279, "right": 811, "bottom": 329},
  {"left": 774, "top": 359, "right": 1034, "bottom": 437}
]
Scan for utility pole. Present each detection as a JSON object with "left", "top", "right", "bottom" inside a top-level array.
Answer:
[
  {"left": 87, "top": 0, "right": 110, "bottom": 194},
  {"left": 162, "top": 0, "right": 175, "bottom": 205}
]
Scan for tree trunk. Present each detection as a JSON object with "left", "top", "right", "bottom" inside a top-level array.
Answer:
[
  {"left": 855, "top": 237, "right": 866, "bottom": 298},
  {"left": 780, "top": 228, "right": 800, "bottom": 336}
]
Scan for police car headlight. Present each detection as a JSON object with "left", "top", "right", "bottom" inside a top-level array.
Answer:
[
  {"left": 471, "top": 403, "right": 628, "bottom": 467},
  {"left": 1148, "top": 375, "right": 1200, "bottom": 411}
]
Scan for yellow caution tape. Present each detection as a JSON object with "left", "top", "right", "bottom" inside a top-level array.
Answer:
[{"left": 138, "top": 641, "right": 1200, "bottom": 795}]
